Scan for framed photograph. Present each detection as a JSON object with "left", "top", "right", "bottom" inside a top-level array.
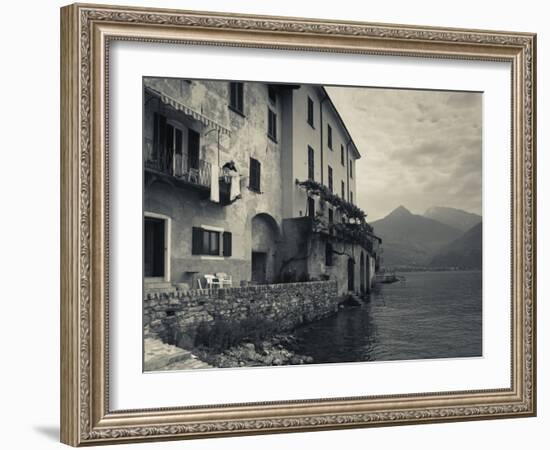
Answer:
[{"left": 60, "top": 3, "right": 537, "bottom": 446}]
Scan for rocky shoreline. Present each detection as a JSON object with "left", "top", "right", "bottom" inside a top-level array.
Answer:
[{"left": 195, "top": 334, "right": 314, "bottom": 368}]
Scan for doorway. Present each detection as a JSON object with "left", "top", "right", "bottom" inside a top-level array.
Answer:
[
  {"left": 251, "top": 252, "right": 267, "bottom": 284},
  {"left": 144, "top": 217, "right": 166, "bottom": 279},
  {"left": 347, "top": 257, "right": 355, "bottom": 292}
]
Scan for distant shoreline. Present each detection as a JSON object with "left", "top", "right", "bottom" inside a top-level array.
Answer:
[{"left": 386, "top": 267, "right": 482, "bottom": 273}]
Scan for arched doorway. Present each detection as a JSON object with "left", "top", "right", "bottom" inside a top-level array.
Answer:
[
  {"left": 251, "top": 213, "right": 280, "bottom": 284},
  {"left": 347, "top": 257, "right": 355, "bottom": 292},
  {"left": 360, "top": 252, "right": 365, "bottom": 294}
]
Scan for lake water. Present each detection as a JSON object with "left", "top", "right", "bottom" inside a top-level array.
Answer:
[{"left": 293, "top": 270, "right": 482, "bottom": 363}]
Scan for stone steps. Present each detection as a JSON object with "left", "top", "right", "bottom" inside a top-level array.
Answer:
[
  {"left": 144, "top": 337, "right": 212, "bottom": 371},
  {"left": 164, "top": 357, "right": 213, "bottom": 371},
  {"left": 144, "top": 337, "right": 193, "bottom": 371}
]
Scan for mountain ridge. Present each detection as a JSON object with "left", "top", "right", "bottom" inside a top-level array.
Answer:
[
  {"left": 371, "top": 205, "right": 481, "bottom": 269},
  {"left": 371, "top": 206, "right": 462, "bottom": 267},
  {"left": 424, "top": 206, "right": 481, "bottom": 232}
]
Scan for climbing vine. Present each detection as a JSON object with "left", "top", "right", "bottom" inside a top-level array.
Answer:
[
  {"left": 296, "top": 179, "right": 372, "bottom": 228},
  {"left": 295, "top": 178, "right": 380, "bottom": 253}
]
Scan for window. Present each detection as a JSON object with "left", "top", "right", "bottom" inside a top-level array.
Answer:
[
  {"left": 325, "top": 242, "right": 333, "bottom": 266},
  {"left": 307, "top": 197, "right": 315, "bottom": 218},
  {"left": 192, "top": 228, "right": 232, "bottom": 257},
  {"left": 350, "top": 191, "right": 354, "bottom": 204},
  {"left": 327, "top": 124, "right": 333, "bottom": 150},
  {"left": 268, "top": 108, "right": 277, "bottom": 142},
  {"left": 152, "top": 113, "right": 187, "bottom": 175},
  {"left": 340, "top": 144, "right": 345, "bottom": 166},
  {"left": 328, "top": 165, "right": 333, "bottom": 192},
  {"left": 268, "top": 85, "right": 276, "bottom": 104},
  {"left": 229, "top": 82, "right": 244, "bottom": 114},
  {"left": 341, "top": 180, "right": 345, "bottom": 199},
  {"left": 349, "top": 160, "right": 353, "bottom": 178},
  {"left": 307, "top": 146, "right": 315, "bottom": 181},
  {"left": 249, "top": 157, "right": 261, "bottom": 192},
  {"left": 307, "top": 97, "right": 314, "bottom": 127}
]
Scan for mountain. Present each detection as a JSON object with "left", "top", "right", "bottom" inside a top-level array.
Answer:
[
  {"left": 424, "top": 206, "right": 481, "bottom": 233},
  {"left": 371, "top": 206, "right": 462, "bottom": 267},
  {"left": 430, "top": 222, "right": 482, "bottom": 269}
]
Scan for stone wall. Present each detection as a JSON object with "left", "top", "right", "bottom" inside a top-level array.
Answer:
[{"left": 144, "top": 281, "right": 339, "bottom": 346}]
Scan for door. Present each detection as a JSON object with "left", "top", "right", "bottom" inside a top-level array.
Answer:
[
  {"left": 251, "top": 252, "right": 267, "bottom": 284},
  {"left": 144, "top": 217, "right": 165, "bottom": 278},
  {"left": 347, "top": 257, "right": 355, "bottom": 292}
]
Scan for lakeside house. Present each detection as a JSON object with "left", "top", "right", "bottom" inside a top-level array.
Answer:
[{"left": 143, "top": 78, "right": 381, "bottom": 297}]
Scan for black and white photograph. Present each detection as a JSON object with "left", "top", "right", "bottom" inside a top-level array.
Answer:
[{"left": 142, "top": 78, "right": 482, "bottom": 371}]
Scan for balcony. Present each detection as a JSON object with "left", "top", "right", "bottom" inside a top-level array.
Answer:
[{"left": 144, "top": 148, "right": 232, "bottom": 205}]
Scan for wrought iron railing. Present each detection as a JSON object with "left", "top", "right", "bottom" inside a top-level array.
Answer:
[{"left": 145, "top": 146, "right": 212, "bottom": 188}]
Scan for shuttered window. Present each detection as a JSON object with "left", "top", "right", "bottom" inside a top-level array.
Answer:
[
  {"left": 229, "top": 82, "right": 244, "bottom": 114},
  {"left": 308, "top": 146, "right": 315, "bottom": 181},
  {"left": 153, "top": 112, "right": 167, "bottom": 159},
  {"left": 328, "top": 166, "right": 333, "bottom": 192},
  {"left": 327, "top": 124, "right": 333, "bottom": 149},
  {"left": 192, "top": 227, "right": 231, "bottom": 256},
  {"left": 267, "top": 108, "right": 277, "bottom": 142},
  {"left": 268, "top": 85, "right": 276, "bottom": 104},
  {"left": 249, "top": 158, "right": 261, "bottom": 192},
  {"left": 307, "top": 97, "right": 314, "bottom": 127},
  {"left": 341, "top": 144, "right": 345, "bottom": 166}
]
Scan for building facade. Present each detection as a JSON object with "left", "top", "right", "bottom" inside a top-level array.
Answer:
[{"left": 143, "top": 78, "right": 380, "bottom": 297}]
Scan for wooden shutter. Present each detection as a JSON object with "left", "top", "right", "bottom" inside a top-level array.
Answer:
[
  {"left": 223, "top": 231, "right": 232, "bottom": 257},
  {"left": 192, "top": 227, "right": 202, "bottom": 255},
  {"left": 249, "top": 158, "right": 261, "bottom": 192},
  {"left": 255, "top": 160, "right": 261, "bottom": 192},
  {"left": 153, "top": 113, "right": 167, "bottom": 159}
]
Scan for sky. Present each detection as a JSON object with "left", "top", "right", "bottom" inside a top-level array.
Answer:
[{"left": 326, "top": 86, "right": 482, "bottom": 221}]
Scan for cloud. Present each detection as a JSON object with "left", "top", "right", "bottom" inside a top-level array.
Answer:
[{"left": 327, "top": 86, "right": 482, "bottom": 220}]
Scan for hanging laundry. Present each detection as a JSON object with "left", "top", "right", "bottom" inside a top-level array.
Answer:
[{"left": 210, "top": 162, "right": 220, "bottom": 203}]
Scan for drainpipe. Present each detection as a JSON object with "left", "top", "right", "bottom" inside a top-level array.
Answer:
[
  {"left": 320, "top": 93, "right": 329, "bottom": 185},
  {"left": 346, "top": 140, "right": 352, "bottom": 202}
]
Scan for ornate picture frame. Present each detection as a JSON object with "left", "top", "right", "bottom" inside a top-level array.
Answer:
[{"left": 60, "top": 3, "right": 536, "bottom": 446}]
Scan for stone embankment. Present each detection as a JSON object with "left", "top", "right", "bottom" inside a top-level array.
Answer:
[{"left": 144, "top": 281, "right": 339, "bottom": 346}]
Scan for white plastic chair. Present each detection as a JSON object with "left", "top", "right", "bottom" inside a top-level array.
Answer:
[
  {"left": 215, "top": 272, "right": 233, "bottom": 287},
  {"left": 204, "top": 274, "right": 222, "bottom": 289}
]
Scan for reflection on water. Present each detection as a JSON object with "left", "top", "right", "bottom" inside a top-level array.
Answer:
[{"left": 294, "top": 270, "right": 482, "bottom": 363}]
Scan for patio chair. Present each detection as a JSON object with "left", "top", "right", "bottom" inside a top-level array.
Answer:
[
  {"left": 215, "top": 272, "right": 233, "bottom": 288},
  {"left": 203, "top": 274, "right": 222, "bottom": 289}
]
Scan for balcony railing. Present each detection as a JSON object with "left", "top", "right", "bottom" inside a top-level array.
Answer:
[{"left": 145, "top": 149, "right": 212, "bottom": 188}]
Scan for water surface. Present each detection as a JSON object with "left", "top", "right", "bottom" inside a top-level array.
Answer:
[{"left": 294, "top": 270, "right": 482, "bottom": 363}]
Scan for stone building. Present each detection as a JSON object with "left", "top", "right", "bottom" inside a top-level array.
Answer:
[{"left": 143, "top": 78, "right": 381, "bottom": 297}]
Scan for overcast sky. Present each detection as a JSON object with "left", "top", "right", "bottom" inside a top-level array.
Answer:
[{"left": 326, "top": 86, "right": 482, "bottom": 221}]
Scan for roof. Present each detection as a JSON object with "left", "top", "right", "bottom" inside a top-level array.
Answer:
[{"left": 319, "top": 86, "right": 362, "bottom": 160}]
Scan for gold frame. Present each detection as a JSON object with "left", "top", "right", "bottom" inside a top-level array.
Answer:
[{"left": 60, "top": 3, "right": 537, "bottom": 446}]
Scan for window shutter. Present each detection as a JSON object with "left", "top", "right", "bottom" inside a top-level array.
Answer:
[
  {"left": 249, "top": 158, "right": 261, "bottom": 192},
  {"left": 192, "top": 227, "right": 202, "bottom": 255},
  {"left": 153, "top": 113, "right": 167, "bottom": 158},
  {"left": 223, "top": 231, "right": 232, "bottom": 257},
  {"left": 256, "top": 160, "right": 261, "bottom": 192}
]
